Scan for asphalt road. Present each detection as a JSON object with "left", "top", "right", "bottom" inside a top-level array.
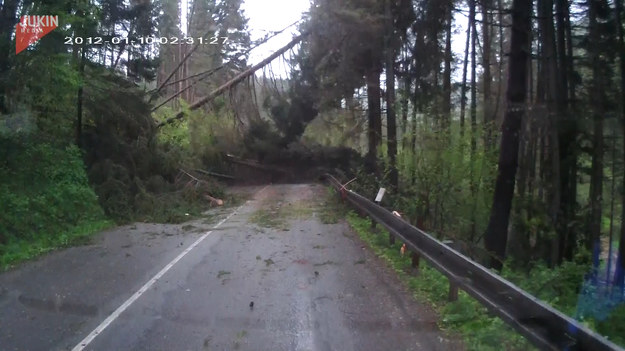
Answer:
[{"left": 0, "top": 184, "right": 460, "bottom": 351}]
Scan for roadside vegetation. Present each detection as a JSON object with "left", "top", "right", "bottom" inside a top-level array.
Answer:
[
  {"left": 0, "top": 0, "right": 253, "bottom": 269},
  {"left": 335, "top": 184, "right": 625, "bottom": 348},
  {"left": 0, "top": 139, "right": 112, "bottom": 269}
]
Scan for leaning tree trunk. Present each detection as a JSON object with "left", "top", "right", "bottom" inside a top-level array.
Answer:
[
  {"left": 157, "top": 33, "right": 309, "bottom": 127},
  {"left": 483, "top": 0, "right": 533, "bottom": 271}
]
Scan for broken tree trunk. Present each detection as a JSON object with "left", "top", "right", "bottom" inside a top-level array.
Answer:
[
  {"left": 156, "top": 32, "right": 310, "bottom": 128},
  {"left": 204, "top": 194, "right": 224, "bottom": 206}
]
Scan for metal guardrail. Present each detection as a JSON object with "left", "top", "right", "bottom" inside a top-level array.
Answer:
[{"left": 323, "top": 174, "right": 623, "bottom": 351}]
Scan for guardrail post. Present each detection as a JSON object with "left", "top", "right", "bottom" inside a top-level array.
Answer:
[
  {"left": 411, "top": 252, "right": 420, "bottom": 270},
  {"left": 448, "top": 280, "right": 458, "bottom": 302}
]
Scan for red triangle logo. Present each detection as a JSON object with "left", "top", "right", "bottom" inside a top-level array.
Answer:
[{"left": 16, "top": 16, "right": 58, "bottom": 54}]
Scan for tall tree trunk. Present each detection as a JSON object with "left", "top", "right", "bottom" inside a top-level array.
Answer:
[
  {"left": 561, "top": 0, "right": 579, "bottom": 261},
  {"left": 401, "top": 53, "right": 411, "bottom": 152},
  {"left": 539, "top": 0, "right": 562, "bottom": 266},
  {"left": 497, "top": 0, "right": 506, "bottom": 120},
  {"left": 410, "top": 30, "right": 423, "bottom": 185},
  {"left": 588, "top": 0, "right": 605, "bottom": 262},
  {"left": 76, "top": 46, "right": 86, "bottom": 147},
  {"left": 482, "top": 0, "right": 493, "bottom": 145},
  {"left": 460, "top": 5, "right": 472, "bottom": 140},
  {"left": 366, "top": 66, "right": 383, "bottom": 175},
  {"left": 555, "top": 0, "right": 577, "bottom": 263},
  {"left": 484, "top": 0, "right": 533, "bottom": 271},
  {"left": 385, "top": 0, "right": 398, "bottom": 189},
  {"left": 0, "top": 0, "right": 19, "bottom": 113},
  {"left": 443, "top": 1, "right": 453, "bottom": 133},
  {"left": 535, "top": 0, "right": 556, "bottom": 263},
  {"left": 564, "top": 2, "right": 576, "bottom": 106},
  {"left": 470, "top": 0, "right": 478, "bottom": 240},
  {"left": 613, "top": 0, "right": 625, "bottom": 287}
]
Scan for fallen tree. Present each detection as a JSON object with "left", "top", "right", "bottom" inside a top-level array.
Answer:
[{"left": 156, "top": 32, "right": 310, "bottom": 128}]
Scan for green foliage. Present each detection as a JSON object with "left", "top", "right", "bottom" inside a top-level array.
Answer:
[
  {"left": 5, "top": 52, "right": 81, "bottom": 141},
  {"left": 502, "top": 260, "right": 589, "bottom": 315},
  {"left": 242, "top": 119, "right": 284, "bottom": 160},
  {"left": 0, "top": 138, "right": 112, "bottom": 269},
  {"left": 349, "top": 121, "right": 497, "bottom": 242},
  {"left": 153, "top": 105, "right": 192, "bottom": 150},
  {"left": 156, "top": 100, "right": 243, "bottom": 164},
  {"left": 596, "top": 304, "right": 625, "bottom": 346},
  {"left": 80, "top": 72, "right": 230, "bottom": 224}
]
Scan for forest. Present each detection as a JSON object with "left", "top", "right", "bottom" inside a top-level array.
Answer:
[{"left": 1, "top": 0, "right": 625, "bottom": 348}]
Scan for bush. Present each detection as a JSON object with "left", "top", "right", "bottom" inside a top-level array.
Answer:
[{"left": 0, "top": 138, "right": 110, "bottom": 267}]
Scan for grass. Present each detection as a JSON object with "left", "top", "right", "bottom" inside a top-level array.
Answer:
[
  {"left": 345, "top": 210, "right": 534, "bottom": 351},
  {"left": 316, "top": 189, "right": 348, "bottom": 224},
  {"left": 249, "top": 209, "right": 287, "bottom": 229},
  {"left": 248, "top": 200, "right": 314, "bottom": 230},
  {"left": 233, "top": 330, "right": 247, "bottom": 349},
  {"left": 217, "top": 270, "right": 231, "bottom": 279},
  {"left": 0, "top": 219, "right": 114, "bottom": 271},
  {"left": 248, "top": 188, "right": 346, "bottom": 230}
]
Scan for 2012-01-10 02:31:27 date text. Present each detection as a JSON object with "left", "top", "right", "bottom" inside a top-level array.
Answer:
[{"left": 63, "top": 36, "right": 229, "bottom": 46}]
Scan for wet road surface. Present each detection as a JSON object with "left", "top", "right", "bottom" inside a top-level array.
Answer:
[{"left": 0, "top": 184, "right": 460, "bottom": 350}]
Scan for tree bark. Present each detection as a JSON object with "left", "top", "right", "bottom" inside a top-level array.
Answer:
[
  {"left": 555, "top": 0, "right": 577, "bottom": 263},
  {"left": 76, "top": 46, "right": 86, "bottom": 147},
  {"left": 482, "top": 0, "right": 493, "bottom": 145},
  {"left": 537, "top": 0, "right": 562, "bottom": 266},
  {"left": 443, "top": 1, "right": 453, "bottom": 133},
  {"left": 385, "top": 0, "right": 398, "bottom": 189},
  {"left": 0, "top": 0, "right": 19, "bottom": 113},
  {"left": 587, "top": 0, "right": 605, "bottom": 260},
  {"left": 470, "top": 0, "right": 478, "bottom": 240},
  {"left": 459, "top": 5, "right": 472, "bottom": 140},
  {"left": 401, "top": 51, "right": 411, "bottom": 152},
  {"left": 483, "top": 0, "right": 533, "bottom": 271},
  {"left": 613, "top": 0, "right": 625, "bottom": 287},
  {"left": 366, "top": 66, "right": 383, "bottom": 175}
]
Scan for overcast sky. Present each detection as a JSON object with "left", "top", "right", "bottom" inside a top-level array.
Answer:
[
  {"left": 178, "top": 1, "right": 471, "bottom": 80},
  {"left": 237, "top": 0, "right": 471, "bottom": 81},
  {"left": 241, "top": 0, "right": 310, "bottom": 77}
]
